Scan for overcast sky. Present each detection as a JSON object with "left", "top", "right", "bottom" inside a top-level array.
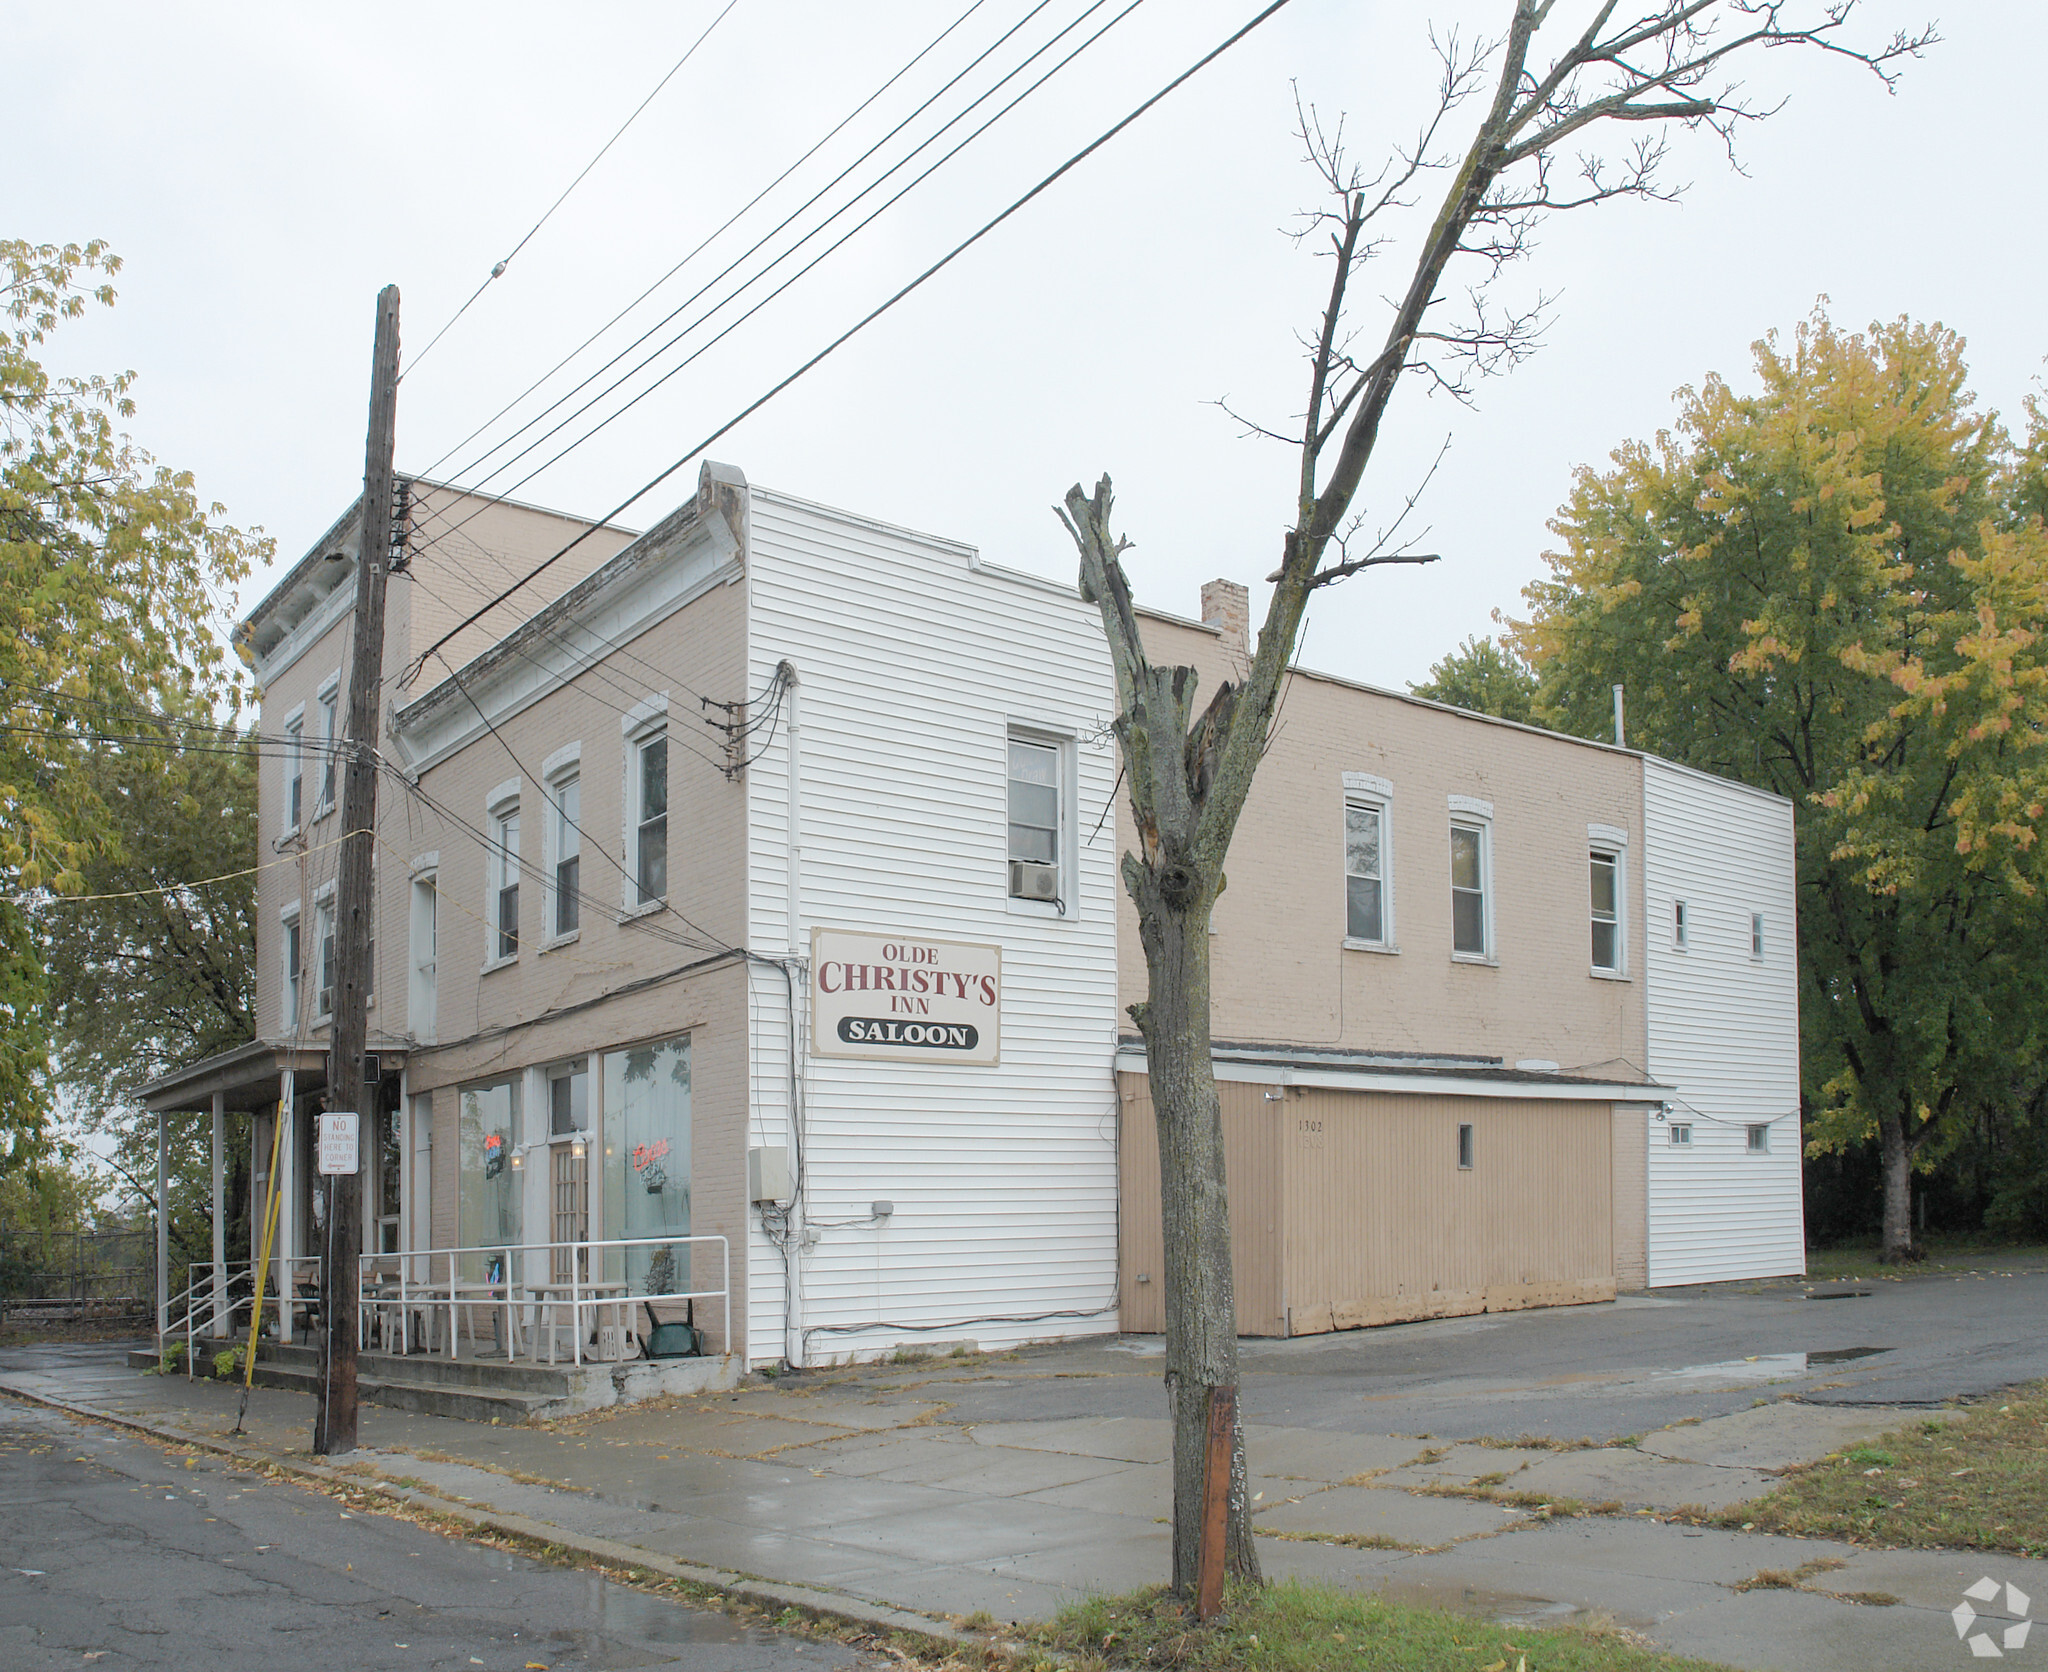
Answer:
[{"left": 12, "top": 0, "right": 2038, "bottom": 695}]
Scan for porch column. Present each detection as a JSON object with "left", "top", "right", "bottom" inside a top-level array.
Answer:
[
  {"left": 155, "top": 1110, "right": 169, "bottom": 1340},
  {"left": 276, "top": 1082, "right": 296, "bottom": 1344},
  {"left": 211, "top": 1092, "right": 227, "bottom": 1335}
]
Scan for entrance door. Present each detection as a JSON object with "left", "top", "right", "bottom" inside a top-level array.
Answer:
[{"left": 547, "top": 1062, "right": 589, "bottom": 1282}]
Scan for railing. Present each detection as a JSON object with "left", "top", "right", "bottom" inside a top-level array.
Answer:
[{"left": 357, "top": 1235, "right": 730, "bottom": 1368}]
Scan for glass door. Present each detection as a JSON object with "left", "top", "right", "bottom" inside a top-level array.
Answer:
[{"left": 547, "top": 1062, "right": 589, "bottom": 1282}]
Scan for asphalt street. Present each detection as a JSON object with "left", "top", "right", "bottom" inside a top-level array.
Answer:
[{"left": 0, "top": 1400, "right": 879, "bottom": 1672}]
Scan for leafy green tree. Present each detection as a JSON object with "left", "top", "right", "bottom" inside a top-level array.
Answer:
[
  {"left": 1410, "top": 634, "right": 1539, "bottom": 723},
  {"left": 0, "top": 238, "right": 266, "bottom": 1167},
  {"left": 1511, "top": 309, "right": 2048, "bottom": 1261}
]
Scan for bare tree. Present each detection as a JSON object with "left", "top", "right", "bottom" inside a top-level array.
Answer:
[{"left": 1059, "top": 0, "right": 1932, "bottom": 1606}]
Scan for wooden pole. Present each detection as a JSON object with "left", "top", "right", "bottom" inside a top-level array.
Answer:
[
  {"left": 1195, "top": 1384, "right": 1235, "bottom": 1620},
  {"left": 315, "top": 284, "right": 400, "bottom": 1456}
]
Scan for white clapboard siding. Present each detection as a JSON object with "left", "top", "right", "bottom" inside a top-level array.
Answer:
[
  {"left": 1641, "top": 756, "right": 1805, "bottom": 1285},
  {"left": 743, "top": 487, "right": 1120, "bottom": 1364}
]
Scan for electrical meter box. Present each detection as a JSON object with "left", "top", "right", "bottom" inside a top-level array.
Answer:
[{"left": 748, "top": 1144, "right": 792, "bottom": 1204}]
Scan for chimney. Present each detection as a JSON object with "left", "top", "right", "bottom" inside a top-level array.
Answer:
[{"left": 1200, "top": 578, "right": 1250, "bottom": 656}]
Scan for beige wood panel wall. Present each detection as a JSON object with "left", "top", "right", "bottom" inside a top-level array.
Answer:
[
  {"left": 1612, "top": 1102, "right": 1650, "bottom": 1292},
  {"left": 1282, "top": 1090, "right": 1615, "bottom": 1334},
  {"left": 1117, "top": 1073, "right": 1284, "bottom": 1337}
]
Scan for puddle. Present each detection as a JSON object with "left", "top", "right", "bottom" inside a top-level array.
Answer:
[
  {"left": 1652, "top": 1353, "right": 1806, "bottom": 1384},
  {"left": 1808, "top": 1346, "right": 1889, "bottom": 1365}
]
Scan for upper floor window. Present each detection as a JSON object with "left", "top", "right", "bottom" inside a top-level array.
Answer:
[
  {"left": 1587, "top": 824, "right": 1628, "bottom": 976},
  {"left": 634, "top": 732, "right": 668, "bottom": 905},
  {"left": 1345, "top": 798, "right": 1387, "bottom": 945},
  {"left": 1746, "top": 1122, "right": 1770, "bottom": 1153},
  {"left": 1669, "top": 1121, "right": 1693, "bottom": 1146},
  {"left": 284, "top": 710, "right": 305, "bottom": 833},
  {"left": 316, "top": 676, "right": 341, "bottom": 813},
  {"left": 283, "top": 908, "right": 303, "bottom": 1031},
  {"left": 315, "top": 898, "right": 336, "bottom": 1020},
  {"left": 1007, "top": 733, "right": 1063, "bottom": 906},
  {"left": 1673, "top": 899, "right": 1689, "bottom": 950},
  {"left": 410, "top": 865, "right": 438, "bottom": 1041},
  {"left": 1751, "top": 911, "right": 1766, "bottom": 961},
  {"left": 488, "top": 790, "right": 521, "bottom": 962},
  {"left": 551, "top": 771, "right": 581, "bottom": 936}
]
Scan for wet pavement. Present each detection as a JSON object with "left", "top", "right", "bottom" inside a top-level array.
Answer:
[
  {"left": 0, "top": 1398, "right": 878, "bottom": 1670},
  {"left": 6, "top": 1261, "right": 2047, "bottom": 1672}
]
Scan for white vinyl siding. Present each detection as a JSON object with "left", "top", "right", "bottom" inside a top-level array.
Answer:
[
  {"left": 1642, "top": 756, "right": 1804, "bottom": 1285},
  {"left": 742, "top": 488, "right": 1118, "bottom": 1366}
]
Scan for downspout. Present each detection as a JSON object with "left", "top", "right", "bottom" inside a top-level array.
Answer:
[{"left": 782, "top": 662, "right": 807, "bottom": 1369}]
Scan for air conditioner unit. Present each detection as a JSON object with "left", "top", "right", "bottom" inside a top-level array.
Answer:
[
  {"left": 317, "top": 986, "right": 334, "bottom": 1017},
  {"left": 1009, "top": 860, "right": 1059, "bottom": 902}
]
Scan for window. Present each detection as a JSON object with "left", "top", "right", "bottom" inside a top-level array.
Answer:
[
  {"left": 1747, "top": 1123, "right": 1770, "bottom": 1153},
  {"left": 1673, "top": 899, "right": 1689, "bottom": 950},
  {"left": 1457, "top": 1122, "right": 1475, "bottom": 1170},
  {"left": 1450, "top": 824, "right": 1488, "bottom": 957},
  {"left": 601, "top": 1036, "right": 691, "bottom": 1296},
  {"left": 316, "top": 677, "right": 340, "bottom": 813},
  {"left": 410, "top": 867, "right": 438, "bottom": 1040},
  {"left": 1669, "top": 1122, "right": 1693, "bottom": 1147},
  {"left": 549, "top": 1059, "right": 588, "bottom": 1136},
  {"left": 314, "top": 899, "right": 336, "bottom": 1019},
  {"left": 552, "top": 773, "right": 581, "bottom": 936},
  {"left": 457, "top": 1077, "right": 522, "bottom": 1282},
  {"left": 1751, "top": 912, "right": 1766, "bottom": 961},
  {"left": 283, "top": 909, "right": 303, "bottom": 1030},
  {"left": 284, "top": 710, "right": 305, "bottom": 833},
  {"left": 1345, "top": 799, "right": 1387, "bottom": 944},
  {"left": 487, "top": 790, "right": 521, "bottom": 962},
  {"left": 1591, "top": 851, "right": 1620, "bottom": 971},
  {"left": 1006, "top": 736, "right": 1061, "bottom": 903},
  {"left": 635, "top": 732, "right": 668, "bottom": 905}
]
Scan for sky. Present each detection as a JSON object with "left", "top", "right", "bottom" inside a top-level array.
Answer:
[{"left": 11, "top": 0, "right": 2040, "bottom": 695}]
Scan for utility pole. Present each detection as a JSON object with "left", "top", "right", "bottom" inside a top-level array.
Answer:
[{"left": 315, "top": 284, "right": 400, "bottom": 1456}]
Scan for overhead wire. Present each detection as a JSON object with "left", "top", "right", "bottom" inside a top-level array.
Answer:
[
  {"left": 409, "top": 0, "right": 1144, "bottom": 563},
  {"left": 401, "top": 0, "right": 746, "bottom": 382},
  {"left": 408, "top": 0, "right": 1301, "bottom": 684},
  {"left": 410, "top": 0, "right": 999, "bottom": 488}
]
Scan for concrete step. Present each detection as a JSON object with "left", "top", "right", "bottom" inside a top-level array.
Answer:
[{"left": 129, "top": 1339, "right": 740, "bottom": 1423}]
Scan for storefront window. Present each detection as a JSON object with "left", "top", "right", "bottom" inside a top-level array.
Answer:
[
  {"left": 601, "top": 1035, "right": 690, "bottom": 1296},
  {"left": 457, "top": 1077, "right": 522, "bottom": 1281}
]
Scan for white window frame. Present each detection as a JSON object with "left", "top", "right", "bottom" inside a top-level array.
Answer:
[
  {"left": 1588, "top": 822, "right": 1629, "bottom": 980},
  {"left": 1447, "top": 795, "right": 1495, "bottom": 964},
  {"left": 485, "top": 779, "right": 521, "bottom": 970},
  {"left": 1669, "top": 1121, "right": 1693, "bottom": 1147},
  {"left": 313, "top": 884, "right": 336, "bottom": 1023},
  {"left": 1747, "top": 1122, "right": 1771, "bottom": 1153},
  {"left": 410, "top": 856, "right": 438, "bottom": 1043},
  {"left": 281, "top": 704, "right": 306, "bottom": 837},
  {"left": 281, "top": 900, "right": 303, "bottom": 1033},
  {"left": 314, "top": 672, "right": 341, "bottom": 818},
  {"left": 1457, "top": 1121, "right": 1475, "bottom": 1170},
  {"left": 1673, "top": 898, "right": 1689, "bottom": 951},
  {"left": 541, "top": 742, "right": 583, "bottom": 946},
  {"left": 1341, "top": 771, "right": 1396, "bottom": 952},
  {"left": 621, "top": 695, "right": 669, "bottom": 916},
  {"left": 1751, "top": 911, "right": 1766, "bottom": 962},
  {"left": 1005, "top": 724, "right": 1076, "bottom": 919}
]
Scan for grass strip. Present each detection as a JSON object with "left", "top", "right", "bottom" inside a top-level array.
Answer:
[
  {"left": 1036, "top": 1580, "right": 1735, "bottom": 1672},
  {"left": 1712, "top": 1383, "right": 2048, "bottom": 1557}
]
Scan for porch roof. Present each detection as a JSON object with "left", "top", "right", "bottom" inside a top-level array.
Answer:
[{"left": 138, "top": 1038, "right": 402, "bottom": 1113}]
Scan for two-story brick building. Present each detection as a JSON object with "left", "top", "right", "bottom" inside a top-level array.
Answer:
[{"left": 144, "top": 462, "right": 1801, "bottom": 1372}]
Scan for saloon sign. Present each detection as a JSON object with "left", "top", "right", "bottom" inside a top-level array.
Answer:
[{"left": 811, "top": 928, "right": 1001, "bottom": 1065}]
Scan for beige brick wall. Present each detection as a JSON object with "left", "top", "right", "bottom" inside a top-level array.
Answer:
[{"left": 1122, "top": 609, "right": 1648, "bottom": 1076}]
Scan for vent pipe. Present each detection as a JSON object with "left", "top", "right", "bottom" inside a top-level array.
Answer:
[{"left": 1612, "top": 683, "right": 1626, "bottom": 748}]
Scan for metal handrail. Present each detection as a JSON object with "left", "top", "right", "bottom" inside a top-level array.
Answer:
[{"left": 356, "top": 1235, "right": 730, "bottom": 1367}]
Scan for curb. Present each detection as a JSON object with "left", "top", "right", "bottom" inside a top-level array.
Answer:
[{"left": 0, "top": 1377, "right": 966, "bottom": 1653}]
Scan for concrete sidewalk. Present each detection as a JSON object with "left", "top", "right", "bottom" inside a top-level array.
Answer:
[{"left": 3, "top": 1339, "right": 2038, "bottom": 1672}]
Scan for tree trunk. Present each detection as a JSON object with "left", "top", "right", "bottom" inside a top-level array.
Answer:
[
  {"left": 1134, "top": 867, "right": 1261, "bottom": 1594},
  {"left": 1878, "top": 1108, "right": 1917, "bottom": 1263}
]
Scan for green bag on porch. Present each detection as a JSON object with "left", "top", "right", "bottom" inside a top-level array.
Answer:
[{"left": 642, "top": 1299, "right": 702, "bottom": 1359}]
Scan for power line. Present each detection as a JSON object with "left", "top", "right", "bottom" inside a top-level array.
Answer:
[
  {"left": 409, "top": 0, "right": 1299, "bottom": 682},
  {"left": 401, "top": 0, "right": 746, "bottom": 383},
  {"left": 410, "top": 0, "right": 998, "bottom": 488},
  {"left": 409, "top": 0, "right": 1087, "bottom": 554}
]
